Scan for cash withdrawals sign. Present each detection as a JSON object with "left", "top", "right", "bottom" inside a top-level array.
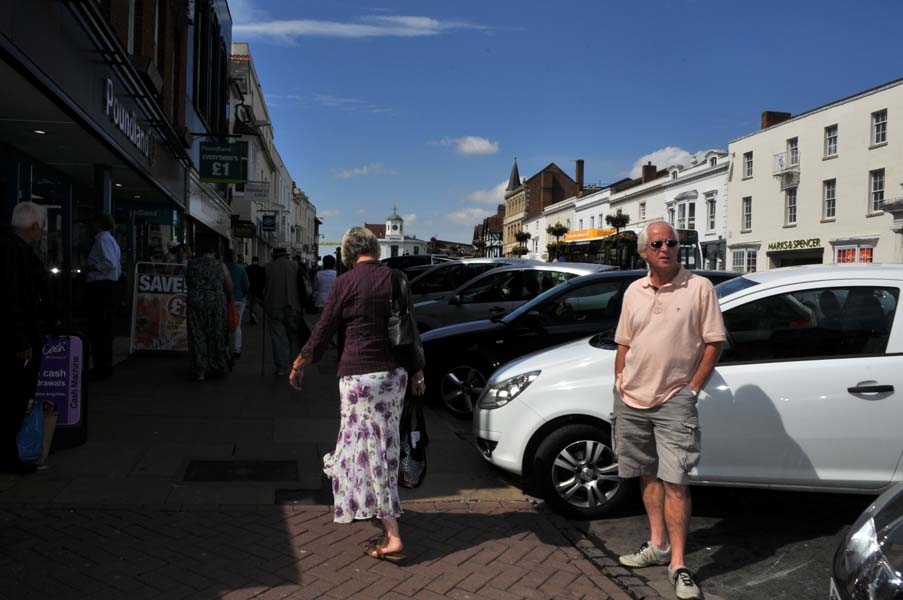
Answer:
[{"left": 199, "top": 141, "right": 243, "bottom": 183}]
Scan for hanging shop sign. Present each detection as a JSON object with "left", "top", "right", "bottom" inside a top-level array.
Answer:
[
  {"left": 244, "top": 181, "right": 269, "bottom": 202},
  {"left": 35, "top": 336, "right": 84, "bottom": 427},
  {"left": 199, "top": 142, "right": 244, "bottom": 183},
  {"left": 261, "top": 214, "right": 277, "bottom": 232},
  {"left": 104, "top": 78, "right": 153, "bottom": 158},
  {"left": 767, "top": 238, "right": 822, "bottom": 251},
  {"left": 232, "top": 220, "right": 256, "bottom": 239},
  {"left": 130, "top": 263, "right": 189, "bottom": 352}
]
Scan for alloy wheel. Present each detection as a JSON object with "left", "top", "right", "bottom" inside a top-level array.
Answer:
[
  {"left": 550, "top": 439, "right": 620, "bottom": 509},
  {"left": 440, "top": 366, "right": 487, "bottom": 416}
]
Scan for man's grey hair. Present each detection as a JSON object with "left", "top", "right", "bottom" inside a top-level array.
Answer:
[
  {"left": 11, "top": 201, "right": 46, "bottom": 230},
  {"left": 341, "top": 226, "right": 380, "bottom": 268},
  {"left": 637, "top": 220, "right": 676, "bottom": 250}
]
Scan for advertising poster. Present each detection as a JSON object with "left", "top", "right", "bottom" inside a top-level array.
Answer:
[
  {"left": 130, "top": 262, "right": 188, "bottom": 352},
  {"left": 35, "top": 336, "right": 83, "bottom": 427}
]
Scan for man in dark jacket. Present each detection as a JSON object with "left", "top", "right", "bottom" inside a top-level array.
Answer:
[
  {"left": 245, "top": 256, "right": 266, "bottom": 324},
  {"left": 0, "top": 202, "right": 47, "bottom": 475}
]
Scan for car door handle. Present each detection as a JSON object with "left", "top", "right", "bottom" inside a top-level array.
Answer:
[{"left": 848, "top": 385, "right": 894, "bottom": 394}]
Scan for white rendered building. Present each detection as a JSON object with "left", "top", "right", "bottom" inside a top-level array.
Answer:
[
  {"left": 727, "top": 78, "right": 903, "bottom": 272},
  {"left": 377, "top": 209, "right": 426, "bottom": 258}
]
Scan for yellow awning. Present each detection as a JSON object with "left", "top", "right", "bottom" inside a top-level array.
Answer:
[{"left": 562, "top": 228, "right": 616, "bottom": 242}]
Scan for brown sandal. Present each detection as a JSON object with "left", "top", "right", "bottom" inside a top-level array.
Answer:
[{"left": 365, "top": 543, "right": 407, "bottom": 563}]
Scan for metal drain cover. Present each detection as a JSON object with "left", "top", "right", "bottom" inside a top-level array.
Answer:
[{"left": 183, "top": 460, "right": 299, "bottom": 482}]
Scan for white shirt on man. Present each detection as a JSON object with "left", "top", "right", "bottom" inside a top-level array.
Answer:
[{"left": 85, "top": 230, "right": 121, "bottom": 282}]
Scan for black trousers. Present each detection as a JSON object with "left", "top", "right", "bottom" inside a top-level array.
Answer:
[
  {"left": 0, "top": 340, "right": 41, "bottom": 465},
  {"left": 86, "top": 280, "right": 115, "bottom": 376}
]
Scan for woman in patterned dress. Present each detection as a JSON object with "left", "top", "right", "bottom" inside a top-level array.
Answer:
[
  {"left": 185, "top": 243, "right": 233, "bottom": 381},
  {"left": 289, "top": 227, "right": 426, "bottom": 561}
]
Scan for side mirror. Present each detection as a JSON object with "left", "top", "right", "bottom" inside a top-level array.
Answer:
[{"left": 449, "top": 294, "right": 462, "bottom": 306}]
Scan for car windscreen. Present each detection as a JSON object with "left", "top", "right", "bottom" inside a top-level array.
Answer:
[
  {"left": 502, "top": 278, "right": 577, "bottom": 323},
  {"left": 715, "top": 276, "right": 760, "bottom": 300}
]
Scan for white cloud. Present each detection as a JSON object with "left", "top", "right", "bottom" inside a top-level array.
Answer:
[
  {"left": 319, "top": 209, "right": 340, "bottom": 218},
  {"left": 229, "top": 0, "right": 270, "bottom": 24},
  {"left": 334, "top": 163, "right": 396, "bottom": 179},
  {"left": 448, "top": 207, "right": 494, "bottom": 225},
  {"left": 628, "top": 147, "right": 717, "bottom": 178},
  {"left": 314, "top": 94, "right": 389, "bottom": 114},
  {"left": 463, "top": 180, "right": 507, "bottom": 204},
  {"left": 233, "top": 15, "right": 487, "bottom": 44},
  {"left": 436, "top": 136, "right": 499, "bottom": 155},
  {"left": 402, "top": 213, "right": 417, "bottom": 225}
]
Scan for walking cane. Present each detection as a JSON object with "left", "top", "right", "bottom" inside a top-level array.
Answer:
[{"left": 260, "top": 308, "right": 266, "bottom": 377}]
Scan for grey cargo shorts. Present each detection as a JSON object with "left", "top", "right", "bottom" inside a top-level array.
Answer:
[{"left": 612, "top": 386, "right": 700, "bottom": 485}]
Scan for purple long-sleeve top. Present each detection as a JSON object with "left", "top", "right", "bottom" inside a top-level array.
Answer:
[{"left": 300, "top": 260, "right": 400, "bottom": 376}]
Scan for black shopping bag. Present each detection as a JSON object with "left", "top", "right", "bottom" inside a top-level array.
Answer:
[{"left": 398, "top": 398, "right": 428, "bottom": 489}]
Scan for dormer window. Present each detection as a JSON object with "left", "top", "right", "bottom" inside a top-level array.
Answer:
[
  {"left": 709, "top": 157, "right": 717, "bottom": 167},
  {"left": 671, "top": 171, "right": 678, "bottom": 180}
]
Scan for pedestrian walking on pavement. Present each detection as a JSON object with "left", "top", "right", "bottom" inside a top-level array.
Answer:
[
  {"left": 264, "top": 247, "right": 301, "bottom": 376},
  {"left": 224, "top": 249, "right": 250, "bottom": 359},
  {"left": 289, "top": 227, "right": 426, "bottom": 563},
  {"left": 84, "top": 212, "right": 121, "bottom": 380},
  {"left": 314, "top": 254, "right": 337, "bottom": 312},
  {"left": 0, "top": 202, "right": 47, "bottom": 476},
  {"left": 245, "top": 256, "right": 265, "bottom": 324},
  {"left": 613, "top": 221, "right": 725, "bottom": 600},
  {"left": 185, "top": 243, "right": 234, "bottom": 381}
]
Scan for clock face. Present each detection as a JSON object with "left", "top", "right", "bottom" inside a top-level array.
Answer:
[{"left": 392, "top": 224, "right": 398, "bottom": 231}]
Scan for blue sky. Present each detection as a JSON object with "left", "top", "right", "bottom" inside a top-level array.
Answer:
[{"left": 230, "top": 0, "right": 903, "bottom": 244}]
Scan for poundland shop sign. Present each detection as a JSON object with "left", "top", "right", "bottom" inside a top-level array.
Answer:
[{"left": 104, "top": 78, "right": 153, "bottom": 158}]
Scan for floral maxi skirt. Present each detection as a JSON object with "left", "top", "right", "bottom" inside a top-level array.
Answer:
[{"left": 324, "top": 367, "right": 408, "bottom": 523}]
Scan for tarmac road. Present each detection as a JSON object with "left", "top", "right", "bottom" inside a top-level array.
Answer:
[{"left": 577, "top": 485, "right": 875, "bottom": 600}]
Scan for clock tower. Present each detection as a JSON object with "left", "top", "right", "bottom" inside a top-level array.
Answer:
[{"left": 385, "top": 203, "right": 403, "bottom": 239}]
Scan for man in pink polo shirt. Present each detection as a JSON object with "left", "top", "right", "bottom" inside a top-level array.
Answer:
[{"left": 613, "top": 221, "right": 725, "bottom": 600}]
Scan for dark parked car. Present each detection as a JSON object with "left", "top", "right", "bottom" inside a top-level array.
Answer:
[
  {"left": 414, "top": 263, "right": 611, "bottom": 332},
  {"left": 831, "top": 482, "right": 903, "bottom": 600},
  {"left": 420, "top": 269, "right": 737, "bottom": 416},
  {"left": 380, "top": 254, "right": 453, "bottom": 271},
  {"left": 408, "top": 258, "right": 542, "bottom": 304}
]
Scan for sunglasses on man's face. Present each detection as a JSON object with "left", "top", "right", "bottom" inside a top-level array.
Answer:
[{"left": 648, "top": 239, "right": 679, "bottom": 249}]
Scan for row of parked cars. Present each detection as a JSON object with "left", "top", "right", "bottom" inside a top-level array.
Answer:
[{"left": 384, "top": 255, "right": 903, "bottom": 598}]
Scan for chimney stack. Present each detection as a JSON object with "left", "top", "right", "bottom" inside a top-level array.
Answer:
[
  {"left": 576, "top": 159, "right": 584, "bottom": 192},
  {"left": 761, "top": 111, "right": 792, "bottom": 129},
  {"left": 642, "top": 162, "right": 657, "bottom": 183}
]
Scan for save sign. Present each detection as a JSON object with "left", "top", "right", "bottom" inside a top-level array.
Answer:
[{"left": 199, "top": 141, "right": 244, "bottom": 184}]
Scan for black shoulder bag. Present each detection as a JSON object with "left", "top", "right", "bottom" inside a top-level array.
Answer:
[{"left": 387, "top": 269, "right": 426, "bottom": 375}]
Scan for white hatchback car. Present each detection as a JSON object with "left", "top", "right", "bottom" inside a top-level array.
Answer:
[{"left": 474, "top": 265, "right": 903, "bottom": 519}]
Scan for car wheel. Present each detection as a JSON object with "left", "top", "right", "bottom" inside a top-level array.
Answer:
[
  {"left": 438, "top": 365, "right": 487, "bottom": 418},
  {"left": 534, "top": 424, "right": 629, "bottom": 519}
]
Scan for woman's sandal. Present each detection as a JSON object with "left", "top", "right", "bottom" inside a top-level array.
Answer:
[{"left": 364, "top": 543, "right": 407, "bottom": 563}]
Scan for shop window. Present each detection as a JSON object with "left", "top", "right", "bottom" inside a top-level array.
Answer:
[
  {"left": 835, "top": 246, "right": 874, "bottom": 264},
  {"left": 732, "top": 249, "right": 757, "bottom": 273}
]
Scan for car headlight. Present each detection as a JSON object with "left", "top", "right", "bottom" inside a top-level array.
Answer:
[
  {"left": 479, "top": 371, "right": 541, "bottom": 409},
  {"left": 841, "top": 517, "right": 903, "bottom": 600},
  {"left": 845, "top": 518, "right": 881, "bottom": 574}
]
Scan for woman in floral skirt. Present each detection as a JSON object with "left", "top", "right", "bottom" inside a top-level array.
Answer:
[{"left": 289, "top": 227, "right": 425, "bottom": 562}]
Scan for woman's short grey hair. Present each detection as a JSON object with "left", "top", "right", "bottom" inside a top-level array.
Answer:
[
  {"left": 637, "top": 220, "right": 674, "bottom": 250},
  {"left": 341, "top": 226, "right": 380, "bottom": 267},
  {"left": 11, "top": 201, "right": 46, "bottom": 230}
]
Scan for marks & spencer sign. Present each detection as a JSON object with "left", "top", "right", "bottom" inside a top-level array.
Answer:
[{"left": 767, "top": 238, "right": 822, "bottom": 251}]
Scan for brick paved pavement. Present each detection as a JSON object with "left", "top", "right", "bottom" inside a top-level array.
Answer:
[
  {"left": 0, "top": 317, "right": 645, "bottom": 599},
  {"left": 0, "top": 501, "right": 633, "bottom": 600}
]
